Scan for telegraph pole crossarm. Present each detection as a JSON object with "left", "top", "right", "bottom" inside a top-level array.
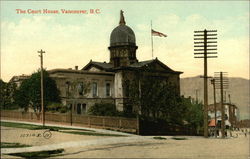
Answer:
[
  {"left": 194, "top": 29, "right": 218, "bottom": 138},
  {"left": 38, "top": 49, "right": 46, "bottom": 126}
]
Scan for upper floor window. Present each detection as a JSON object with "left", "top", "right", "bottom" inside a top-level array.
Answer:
[
  {"left": 106, "top": 83, "right": 111, "bottom": 96},
  {"left": 77, "top": 82, "right": 84, "bottom": 95},
  {"left": 92, "top": 82, "right": 98, "bottom": 97}
]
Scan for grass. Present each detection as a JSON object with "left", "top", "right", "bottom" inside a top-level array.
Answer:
[
  {"left": 0, "top": 121, "right": 94, "bottom": 132},
  {"left": 172, "top": 137, "right": 187, "bottom": 140},
  {"left": 153, "top": 136, "right": 167, "bottom": 140},
  {"left": 60, "top": 130, "right": 126, "bottom": 137},
  {"left": 9, "top": 149, "right": 64, "bottom": 159},
  {"left": 1, "top": 121, "right": 125, "bottom": 137},
  {"left": 1, "top": 142, "right": 31, "bottom": 148}
]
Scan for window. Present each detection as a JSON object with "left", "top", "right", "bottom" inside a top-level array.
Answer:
[
  {"left": 65, "top": 81, "right": 70, "bottom": 97},
  {"left": 92, "top": 82, "right": 98, "bottom": 97},
  {"left": 106, "top": 83, "right": 111, "bottom": 96},
  {"left": 77, "top": 103, "right": 81, "bottom": 114},
  {"left": 82, "top": 104, "right": 86, "bottom": 114},
  {"left": 77, "top": 82, "right": 84, "bottom": 95}
]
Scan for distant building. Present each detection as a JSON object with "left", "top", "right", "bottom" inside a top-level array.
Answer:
[
  {"left": 208, "top": 103, "right": 239, "bottom": 128},
  {"left": 237, "top": 119, "right": 250, "bottom": 128},
  {"left": 9, "top": 74, "right": 30, "bottom": 88}
]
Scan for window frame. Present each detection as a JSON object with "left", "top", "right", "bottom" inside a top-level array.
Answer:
[
  {"left": 92, "top": 82, "right": 98, "bottom": 97},
  {"left": 105, "top": 83, "right": 111, "bottom": 97}
]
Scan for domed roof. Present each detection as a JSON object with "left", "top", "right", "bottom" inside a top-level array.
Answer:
[{"left": 110, "top": 10, "right": 136, "bottom": 47}]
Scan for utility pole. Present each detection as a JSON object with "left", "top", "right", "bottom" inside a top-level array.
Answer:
[
  {"left": 214, "top": 72, "right": 229, "bottom": 138},
  {"left": 211, "top": 79, "right": 217, "bottom": 137},
  {"left": 194, "top": 29, "right": 217, "bottom": 138},
  {"left": 38, "top": 49, "right": 46, "bottom": 126}
]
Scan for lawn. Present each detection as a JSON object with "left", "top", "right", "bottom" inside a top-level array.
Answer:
[
  {"left": 172, "top": 137, "right": 187, "bottom": 140},
  {"left": 9, "top": 149, "right": 64, "bottom": 159},
  {"left": 1, "top": 142, "right": 31, "bottom": 148},
  {"left": 60, "top": 130, "right": 125, "bottom": 136},
  {"left": 1, "top": 121, "right": 126, "bottom": 136},
  {"left": 0, "top": 121, "right": 94, "bottom": 132}
]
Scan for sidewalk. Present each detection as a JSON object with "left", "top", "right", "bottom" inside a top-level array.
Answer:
[
  {"left": 1, "top": 136, "right": 154, "bottom": 154},
  {"left": 1, "top": 119, "right": 135, "bottom": 136}
]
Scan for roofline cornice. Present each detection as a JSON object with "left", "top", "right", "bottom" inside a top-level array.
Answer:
[{"left": 48, "top": 69, "right": 115, "bottom": 76}]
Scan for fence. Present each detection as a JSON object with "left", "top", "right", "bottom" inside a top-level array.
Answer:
[
  {"left": 0, "top": 110, "right": 138, "bottom": 133},
  {"left": 139, "top": 118, "right": 202, "bottom": 136},
  {"left": 1, "top": 110, "right": 202, "bottom": 135}
]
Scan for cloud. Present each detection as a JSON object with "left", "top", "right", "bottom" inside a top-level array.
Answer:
[
  {"left": 1, "top": 14, "right": 117, "bottom": 81},
  {"left": 1, "top": 11, "right": 249, "bottom": 81},
  {"left": 134, "top": 13, "right": 249, "bottom": 78}
]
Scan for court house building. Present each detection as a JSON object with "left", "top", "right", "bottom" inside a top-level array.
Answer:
[{"left": 48, "top": 11, "right": 183, "bottom": 115}]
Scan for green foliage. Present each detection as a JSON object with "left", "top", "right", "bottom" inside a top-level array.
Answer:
[
  {"left": 172, "top": 137, "right": 187, "bottom": 140},
  {"left": 9, "top": 149, "right": 64, "bottom": 159},
  {"left": 0, "top": 79, "right": 17, "bottom": 109},
  {"left": 14, "top": 69, "right": 61, "bottom": 112},
  {"left": 88, "top": 103, "right": 120, "bottom": 116},
  {"left": 153, "top": 136, "right": 167, "bottom": 140},
  {"left": 47, "top": 102, "right": 68, "bottom": 113},
  {"left": 184, "top": 100, "right": 204, "bottom": 131},
  {"left": 1, "top": 121, "right": 93, "bottom": 132},
  {"left": 125, "top": 74, "right": 203, "bottom": 128},
  {"left": 125, "top": 75, "right": 186, "bottom": 125},
  {"left": 60, "top": 131, "right": 125, "bottom": 136},
  {"left": 1, "top": 142, "right": 31, "bottom": 148}
]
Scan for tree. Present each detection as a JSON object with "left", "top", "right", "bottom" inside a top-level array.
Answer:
[
  {"left": 125, "top": 74, "right": 187, "bottom": 124},
  {"left": 0, "top": 79, "right": 17, "bottom": 109},
  {"left": 0, "top": 79, "right": 8, "bottom": 108},
  {"left": 184, "top": 99, "right": 204, "bottom": 131},
  {"left": 14, "top": 70, "right": 61, "bottom": 113}
]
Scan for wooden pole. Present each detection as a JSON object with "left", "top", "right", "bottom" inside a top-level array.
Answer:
[
  {"left": 211, "top": 79, "right": 217, "bottom": 137},
  {"left": 38, "top": 49, "right": 45, "bottom": 126},
  {"left": 194, "top": 29, "right": 217, "bottom": 138},
  {"left": 203, "top": 29, "right": 208, "bottom": 138},
  {"left": 220, "top": 72, "right": 225, "bottom": 138}
]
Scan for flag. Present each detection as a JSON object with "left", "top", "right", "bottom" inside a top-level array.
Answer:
[{"left": 151, "top": 29, "right": 167, "bottom": 37}]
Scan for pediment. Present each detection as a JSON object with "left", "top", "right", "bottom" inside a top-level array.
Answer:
[
  {"left": 143, "top": 60, "right": 175, "bottom": 72},
  {"left": 88, "top": 66, "right": 102, "bottom": 72}
]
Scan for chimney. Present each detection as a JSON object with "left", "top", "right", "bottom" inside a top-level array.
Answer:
[{"left": 75, "top": 66, "right": 78, "bottom": 70}]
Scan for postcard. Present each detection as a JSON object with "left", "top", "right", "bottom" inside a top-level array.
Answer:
[{"left": 1, "top": 1, "right": 249, "bottom": 158}]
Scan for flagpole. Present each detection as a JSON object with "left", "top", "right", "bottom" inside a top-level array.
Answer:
[{"left": 151, "top": 20, "right": 154, "bottom": 59}]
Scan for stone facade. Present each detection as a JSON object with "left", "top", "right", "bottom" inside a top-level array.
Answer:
[{"left": 48, "top": 69, "right": 115, "bottom": 115}]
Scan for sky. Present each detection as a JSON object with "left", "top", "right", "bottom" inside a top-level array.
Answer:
[{"left": 1, "top": 1, "right": 249, "bottom": 82}]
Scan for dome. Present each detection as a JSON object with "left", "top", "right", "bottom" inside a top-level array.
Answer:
[
  {"left": 110, "top": 10, "right": 136, "bottom": 47},
  {"left": 110, "top": 25, "right": 136, "bottom": 46}
]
